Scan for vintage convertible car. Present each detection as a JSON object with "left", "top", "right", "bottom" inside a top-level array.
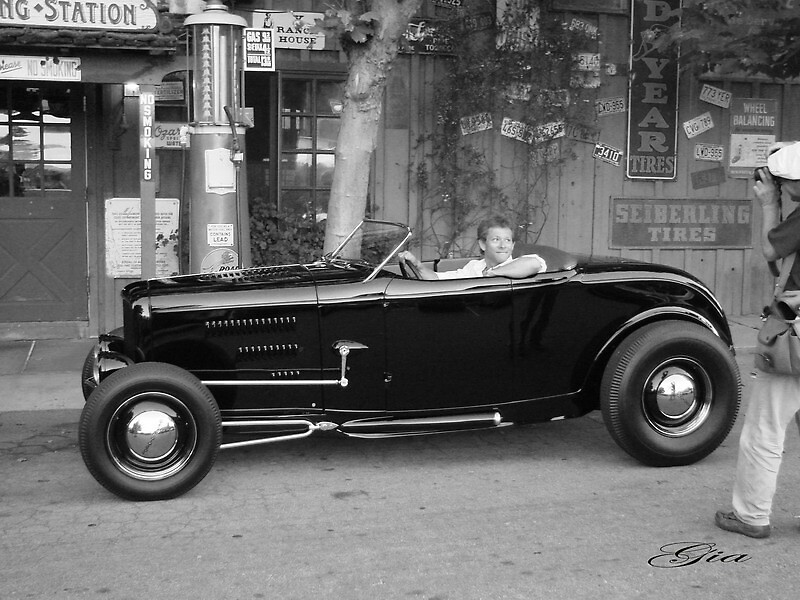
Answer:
[{"left": 79, "top": 219, "right": 741, "bottom": 500}]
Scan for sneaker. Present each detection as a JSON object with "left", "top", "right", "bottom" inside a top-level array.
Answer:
[{"left": 715, "top": 510, "right": 771, "bottom": 539}]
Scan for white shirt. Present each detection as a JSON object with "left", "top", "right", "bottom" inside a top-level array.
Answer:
[{"left": 436, "top": 254, "right": 547, "bottom": 279}]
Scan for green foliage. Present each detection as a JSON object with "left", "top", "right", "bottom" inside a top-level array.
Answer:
[
  {"left": 658, "top": 0, "right": 800, "bottom": 78},
  {"left": 311, "top": 3, "right": 382, "bottom": 46},
  {"left": 415, "top": 1, "right": 597, "bottom": 257},
  {"left": 249, "top": 198, "right": 326, "bottom": 266}
]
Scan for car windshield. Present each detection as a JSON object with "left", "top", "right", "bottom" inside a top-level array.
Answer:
[{"left": 327, "top": 220, "right": 412, "bottom": 280}]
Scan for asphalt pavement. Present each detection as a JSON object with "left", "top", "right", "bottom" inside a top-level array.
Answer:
[{"left": 5, "top": 314, "right": 800, "bottom": 600}]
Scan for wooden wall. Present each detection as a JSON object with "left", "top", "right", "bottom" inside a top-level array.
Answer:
[
  {"left": 93, "top": 0, "right": 800, "bottom": 335},
  {"left": 374, "top": 10, "right": 800, "bottom": 316}
]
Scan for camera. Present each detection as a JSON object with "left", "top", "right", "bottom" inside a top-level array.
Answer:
[{"left": 754, "top": 166, "right": 781, "bottom": 191}]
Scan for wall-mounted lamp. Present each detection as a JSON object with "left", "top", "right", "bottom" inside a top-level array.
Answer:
[{"left": 124, "top": 83, "right": 141, "bottom": 97}]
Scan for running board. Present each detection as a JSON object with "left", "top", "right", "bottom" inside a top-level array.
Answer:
[
  {"left": 220, "top": 419, "right": 337, "bottom": 450},
  {"left": 219, "top": 412, "right": 504, "bottom": 449},
  {"left": 339, "top": 412, "right": 504, "bottom": 438}
]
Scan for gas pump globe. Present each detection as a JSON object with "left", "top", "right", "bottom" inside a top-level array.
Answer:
[{"left": 184, "top": 0, "right": 251, "bottom": 273}]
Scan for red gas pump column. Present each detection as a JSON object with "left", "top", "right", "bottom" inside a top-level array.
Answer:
[{"left": 184, "top": 0, "right": 251, "bottom": 273}]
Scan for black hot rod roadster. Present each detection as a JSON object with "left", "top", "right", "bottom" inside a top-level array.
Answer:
[{"left": 79, "top": 219, "right": 741, "bottom": 500}]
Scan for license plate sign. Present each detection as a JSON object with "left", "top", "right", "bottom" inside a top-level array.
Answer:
[
  {"left": 699, "top": 84, "right": 732, "bottom": 108},
  {"left": 595, "top": 96, "right": 626, "bottom": 117},
  {"left": 683, "top": 112, "right": 714, "bottom": 139},
  {"left": 593, "top": 142, "right": 623, "bottom": 166},
  {"left": 694, "top": 143, "right": 724, "bottom": 162}
]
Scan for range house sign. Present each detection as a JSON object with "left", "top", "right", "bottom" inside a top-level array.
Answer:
[{"left": 0, "top": 0, "right": 160, "bottom": 31}]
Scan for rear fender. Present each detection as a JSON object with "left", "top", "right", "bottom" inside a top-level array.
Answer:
[{"left": 584, "top": 307, "right": 731, "bottom": 402}]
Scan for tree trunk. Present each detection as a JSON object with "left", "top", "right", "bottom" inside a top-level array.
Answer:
[{"left": 323, "top": 0, "right": 424, "bottom": 252}]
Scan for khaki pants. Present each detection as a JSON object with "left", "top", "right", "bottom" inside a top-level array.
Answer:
[{"left": 732, "top": 370, "right": 800, "bottom": 526}]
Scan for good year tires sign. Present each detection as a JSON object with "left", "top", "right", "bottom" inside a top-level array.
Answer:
[{"left": 626, "top": 0, "right": 680, "bottom": 180}]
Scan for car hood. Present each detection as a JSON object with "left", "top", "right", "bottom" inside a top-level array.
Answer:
[{"left": 121, "top": 262, "right": 368, "bottom": 305}]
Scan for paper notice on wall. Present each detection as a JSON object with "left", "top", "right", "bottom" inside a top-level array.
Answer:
[
  {"left": 105, "top": 198, "right": 180, "bottom": 278},
  {"left": 205, "top": 148, "right": 236, "bottom": 194},
  {"left": 728, "top": 98, "right": 780, "bottom": 178}
]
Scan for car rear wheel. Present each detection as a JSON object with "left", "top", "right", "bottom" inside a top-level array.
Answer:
[
  {"left": 600, "top": 320, "right": 741, "bottom": 466},
  {"left": 79, "top": 362, "right": 222, "bottom": 501}
]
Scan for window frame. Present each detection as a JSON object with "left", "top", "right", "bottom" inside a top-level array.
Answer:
[
  {"left": 277, "top": 73, "right": 345, "bottom": 223},
  {"left": 0, "top": 83, "right": 73, "bottom": 197}
]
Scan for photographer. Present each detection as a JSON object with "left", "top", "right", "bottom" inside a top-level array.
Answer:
[{"left": 716, "top": 141, "right": 800, "bottom": 538}]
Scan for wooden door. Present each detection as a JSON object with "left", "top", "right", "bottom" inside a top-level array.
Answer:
[{"left": 0, "top": 83, "right": 87, "bottom": 322}]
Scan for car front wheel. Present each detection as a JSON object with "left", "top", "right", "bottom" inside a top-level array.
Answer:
[
  {"left": 79, "top": 362, "right": 222, "bottom": 500},
  {"left": 600, "top": 320, "right": 741, "bottom": 466}
]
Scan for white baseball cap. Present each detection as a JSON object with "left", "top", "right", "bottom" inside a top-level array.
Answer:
[{"left": 767, "top": 142, "right": 800, "bottom": 180}]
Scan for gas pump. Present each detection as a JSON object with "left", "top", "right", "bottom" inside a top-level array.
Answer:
[{"left": 184, "top": 0, "right": 251, "bottom": 273}]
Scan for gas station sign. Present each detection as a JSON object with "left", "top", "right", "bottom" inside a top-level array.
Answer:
[{"left": 0, "top": 0, "right": 160, "bottom": 31}]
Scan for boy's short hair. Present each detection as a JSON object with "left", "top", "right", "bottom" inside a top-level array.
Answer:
[{"left": 477, "top": 214, "right": 516, "bottom": 241}]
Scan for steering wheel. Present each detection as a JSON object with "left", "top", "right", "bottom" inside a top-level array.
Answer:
[{"left": 399, "top": 255, "right": 422, "bottom": 280}]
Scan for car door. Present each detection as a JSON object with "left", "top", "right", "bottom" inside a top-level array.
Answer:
[
  {"left": 318, "top": 278, "right": 392, "bottom": 412},
  {"left": 510, "top": 273, "right": 591, "bottom": 402},
  {"left": 383, "top": 277, "right": 514, "bottom": 412}
]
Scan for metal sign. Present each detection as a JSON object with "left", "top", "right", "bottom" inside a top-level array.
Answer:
[
  {"left": 501, "top": 118, "right": 565, "bottom": 145},
  {"left": 460, "top": 113, "right": 493, "bottom": 136},
  {"left": 244, "top": 28, "right": 275, "bottom": 71},
  {"left": 0, "top": 0, "right": 159, "bottom": 31},
  {"left": 402, "top": 19, "right": 453, "bottom": 54},
  {"left": 0, "top": 56, "right": 81, "bottom": 81},
  {"left": 140, "top": 91, "right": 155, "bottom": 182},
  {"left": 683, "top": 112, "right": 714, "bottom": 139},
  {"left": 694, "top": 143, "right": 724, "bottom": 162},
  {"left": 565, "top": 122, "right": 600, "bottom": 144},
  {"left": 699, "top": 84, "right": 732, "bottom": 109},
  {"left": 250, "top": 11, "right": 325, "bottom": 50},
  {"left": 610, "top": 198, "right": 753, "bottom": 249},
  {"left": 691, "top": 166, "right": 727, "bottom": 190},
  {"left": 626, "top": 0, "right": 680, "bottom": 180},
  {"left": 728, "top": 97, "right": 780, "bottom": 179},
  {"left": 595, "top": 96, "right": 626, "bottom": 117},
  {"left": 593, "top": 142, "right": 623, "bottom": 166}
]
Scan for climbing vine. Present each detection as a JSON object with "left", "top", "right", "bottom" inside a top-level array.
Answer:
[
  {"left": 415, "top": 0, "right": 598, "bottom": 257},
  {"left": 249, "top": 199, "right": 326, "bottom": 266}
]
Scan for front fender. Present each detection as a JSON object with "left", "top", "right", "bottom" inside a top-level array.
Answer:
[{"left": 81, "top": 330, "right": 135, "bottom": 399}]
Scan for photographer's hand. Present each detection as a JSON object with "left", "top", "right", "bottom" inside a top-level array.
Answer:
[
  {"left": 753, "top": 168, "right": 782, "bottom": 262},
  {"left": 753, "top": 167, "right": 780, "bottom": 208}
]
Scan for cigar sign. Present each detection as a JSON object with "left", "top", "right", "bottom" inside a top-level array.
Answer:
[
  {"left": 626, "top": 0, "right": 680, "bottom": 180},
  {"left": 0, "top": 0, "right": 160, "bottom": 31}
]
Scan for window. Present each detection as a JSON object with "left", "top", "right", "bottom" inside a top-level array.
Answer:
[
  {"left": 0, "top": 84, "right": 72, "bottom": 197},
  {"left": 280, "top": 76, "right": 344, "bottom": 222}
]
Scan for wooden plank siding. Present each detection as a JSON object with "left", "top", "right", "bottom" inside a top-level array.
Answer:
[
  {"left": 372, "top": 11, "right": 800, "bottom": 317},
  {"left": 93, "top": 1, "right": 799, "bottom": 334}
]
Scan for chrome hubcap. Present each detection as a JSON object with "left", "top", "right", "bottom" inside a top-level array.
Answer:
[
  {"left": 642, "top": 360, "right": 712, "bottom": 437},
  {"left": 125, "top": 410, "right": 179, "bottom": 462},
  {"left": 107, "top": 394, "right": 198, "bottom": 481}
]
